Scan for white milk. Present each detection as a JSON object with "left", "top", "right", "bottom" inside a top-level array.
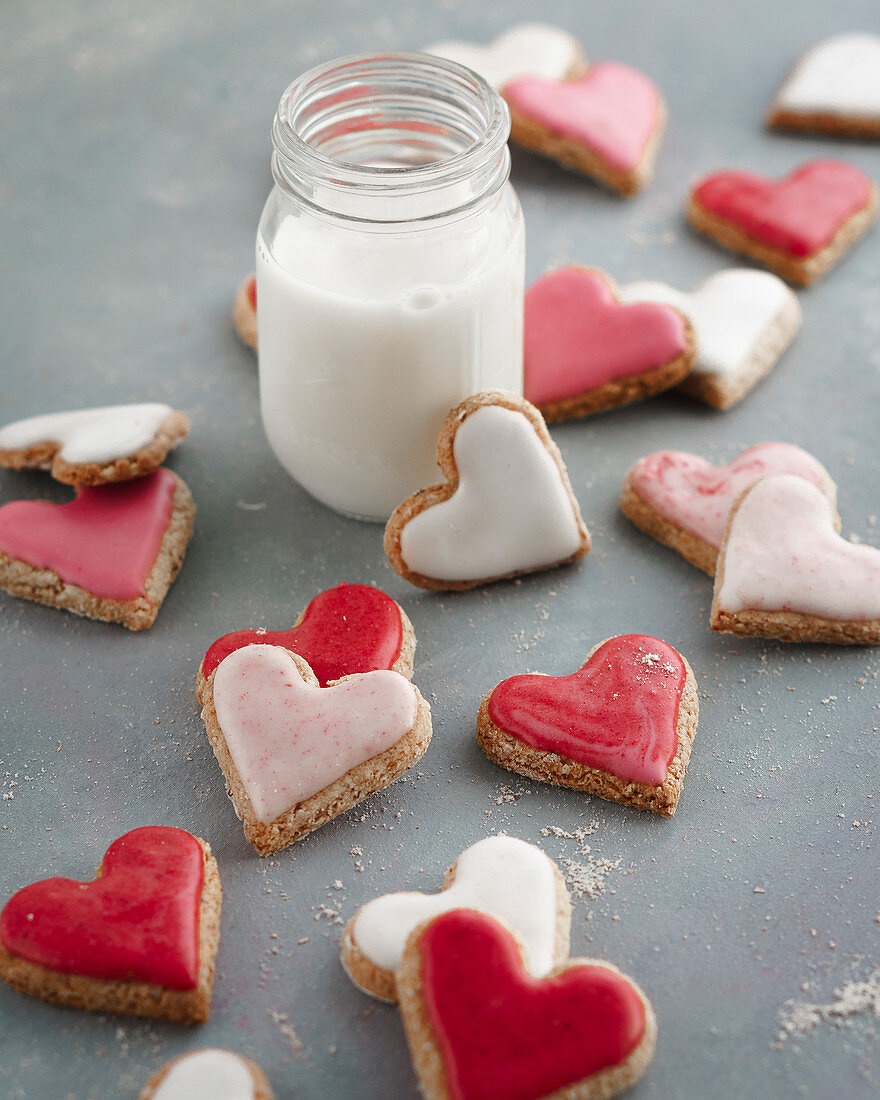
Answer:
[{"left": 256, "top": 188, "right": 524, "bottom": 520}]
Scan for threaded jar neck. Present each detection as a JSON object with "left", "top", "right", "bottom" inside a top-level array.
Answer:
[{"left": 270, "top": 52, "right": 511, "bottom": 224}]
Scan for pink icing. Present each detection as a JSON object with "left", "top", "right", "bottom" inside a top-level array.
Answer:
[
  {"left": 717, "top": 475, "right": 880, "bottom": 620},
  {"left": 503, "top": 62, "right": 661, "bottom": 172},
  {"left": 0, "top": 469, "right": 177, "bottom": 601},
  {"left": 487, "top": 634, "right": 686, "bottom": 786},
  {"left": 630, "top": 443, "right": 833, "bottom": 549},
  {"left": 524, "top": 267, "right": 689, "bottom": 407},
  {"left": 211, "top": 644, "right": 419, "bottom": 823},
  {"left": 693, "top": 159, "right": 873, "bottom": 257},
  {"left": 418, "top": 909, "right": 646, "bottom": 1100}
]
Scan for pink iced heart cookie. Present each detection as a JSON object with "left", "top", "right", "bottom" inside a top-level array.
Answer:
[
  {"left": 768, "top": 33, "right": 880, "bottom": 139},
  {"left": 711, "top": 474, "right": 880, "bottom": 644},
  {"left": 524, "top": 267, "right": 694, "bottom": 422},
  {"left": 688, "top": 159, "right": 878, "bottom": 285},
  {"left": 341, "top": 835, "right": 571, "bottom": 1003},
  {"left": 0, "top": 468, "right": 195, "bottom": 630},
  {"left": 621, "top": 443, "right": 837, "bottom": 576},
  {"left": 197, "top": 582, "right": 415, "bottom": 704},
  {"left": 397, "top": 909, "right": 657, "bottom": 1100},
  {"left": 425, "top": 23, "right": 587, "bottom": 90},
  {"left": 503, "top": 61, "right": 665, "bottom": 195},
  {"left": 233, "top": 274, "right": 257, "bottom": 352},
  {"left": 477, "top": 634, "right": 699, "bottom": 816},
  {"left": 140, "top": 1049, "right": 273, "bottom": 1100},
  {"left": 200, "top": 644, "right": 432, "bottom": 854}
]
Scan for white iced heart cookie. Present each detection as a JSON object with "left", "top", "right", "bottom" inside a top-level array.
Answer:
[
  {"left": 711, "top": 474, "right": 880, "bottom": 645},
  {"left": 621, "top": 443, "right": 836, "bottom": 576},
  {"left": 341, "top": 835, "right": 571, "bottom": 1002},
  {"left": 384, "top": 391, "right": 590, "bottom": 590},
  {"left": 143, "top": 1049, "right": 271, "bottom": 1100},
  {"left": 425, "top": 23, "right": 586, "bottom": 90},
  {"left": 0, "top": 402, "right": 190, "bottom": 486},
  {"left": 619, "top": 270, "right": 801, "bottom": 409},
  {"left": 769, "top": 34, "right": 880, "bottom": 138},
  {"left": 202, "top": 645, "right": 432, "bottom": 854}
]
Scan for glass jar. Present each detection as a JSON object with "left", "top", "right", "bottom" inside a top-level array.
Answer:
[{"left": 256, "top": 52, "right": 525, "bottom": 521}]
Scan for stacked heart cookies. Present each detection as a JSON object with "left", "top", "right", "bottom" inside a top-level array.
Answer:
[{"left": 0, "top": 402, "right": 194, "bottom": 629}]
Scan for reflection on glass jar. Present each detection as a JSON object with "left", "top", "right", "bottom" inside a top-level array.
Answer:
[{"left": 256, "top": 52, "right": 525, "bottom": 521}]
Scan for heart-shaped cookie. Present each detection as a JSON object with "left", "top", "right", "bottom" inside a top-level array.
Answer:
[
  {"left": 524, "top": 267, "right": 694, "bottom": 422},
  {"left": 621, "top": 443, "right": 837, "bottom": 576},
  {"left": 0, "top": 468, "right": 195, "bottom": 630},
  {"left": 341, "top": 835, "right": 570, "bottom": 1003},
  {"left": 233, "top": 274, "right": 257, "bottom": 352},
  {"left": 141, "top": 1049, "right": 273, "bottom": 1100},
  {"left": 0, "top": 826, "right": 221, "bottom": 1024},
  {"left": 197, "top": 582, "right": 414, "bottom": 704},
  {"left": 618, "top": 269, "right": 802, "bottom": 409},
  {"left": 688, "top": 159, "right": 878, "bottom": 285},
  {"left": 384, "top": 392, "right": 589, "bottom": 590},
  {"left": 201, "top": 644, "right": 432, "bottom": 854},
  {"left": 478, "top": 634, "right": 698, "bottom": 815},
  {"left": 503, "top": 62, "right": 665, "bottom": 195},
  {"left": 711, "top": 474, "right": 880, "bottom": 644},
  {"left": 398, "top": 909, "right": 656, "bottom": 1100},
  {"left": 425, "top": 23, "right": 586, "bottom": 90},
  {"left": 0, "top": 403, "right": 190, "bottom": 485},
  {"left": 768, "top": 33, "right": 880, "bottom": 139}
]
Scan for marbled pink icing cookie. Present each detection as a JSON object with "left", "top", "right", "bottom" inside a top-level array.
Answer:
[
  {"left": 711, "top": 474, "right": 880, "bottom": 644},
  {"left": 621, "top": 443, "right": 836, "bottom": 575},
  {"left": 200, "top": 644, "right": 432, "bottom": 854}
]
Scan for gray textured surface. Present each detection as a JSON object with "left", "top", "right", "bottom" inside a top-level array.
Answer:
[{"left": 2, "top": 1, "right": 880, "bottom": 1097}]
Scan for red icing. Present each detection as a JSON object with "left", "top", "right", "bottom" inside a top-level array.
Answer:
[
  {"left": 201, "top": 582, "right": 404, "bottom": 684},
  {"left": 487, "top": 634, "right": 686, "bottom": 786},
  {"left": 419, "top": 909, "right": 646, "bottom": 1100},
  {"left": 524, "top": 267, "right": 689, "bottom": 407},
  {"left": 0, "top": 469, "right": 176, "bottom": 601},
  {"left": 0, "top": 826, "right": 204, "bottom": 990},
  {"left": 246, "top": 276, "right": 257, "bottom": 310},
  {"left": 503, "top": 62, "right": 660, "bottom": 172},
  {"left": 693, "top": 159, "right": 872, "bottom": 258}
]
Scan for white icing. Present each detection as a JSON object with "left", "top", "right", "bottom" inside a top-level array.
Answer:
[
  {"left": 619, "top": 270, "right": 800, "bottom": 382},
  {"left": 211, "top": 645, "right": 419, "bottom": 824},
  {"left": 776, "top": 33, "right": 880, "bottom": 116},
  {"left": 152, "top": 1050, "right": 255, "bottom": 1100},
  {"left": 0, "top": 403, "right": 174, "bottom": 465},
  {"left": 425, "top": 23, "right": 584, "bottom": 90},
  {"left": 717, "top": 475, "right": 880, "bottom": 620},
  {"left": 398, "top": 404, "right": 583, "bottom": 582},
  {"left": 352, "top": 835, "right": 560, "bottom": 974}
]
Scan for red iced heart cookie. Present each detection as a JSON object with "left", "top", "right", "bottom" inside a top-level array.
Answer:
[
  {"left": 477, "top": 634, "right": 699, "bottom": 815},
  {"left": 0, "top": 826, "right": 221, "bottom": 1023},
  {"left": 689, "top": 159, "right": 877, "bottom": 285},
  {"left": 398, "top": 909, "right": 656, "bottom": 1100},
  {"left": 504, "top": 61, "right": 665, "bottom": 195},
  {"left": 524, "top": 266, "right": 693, "bottom": 422},
  {"left": 0, "top": 468, "right": 195, "bottom": 630},
  {"left": 197, "top": 582, "right": 414, "bottom": 703},
  {"left": 233, "top": 273, "right": 257, "bottom": 352}
]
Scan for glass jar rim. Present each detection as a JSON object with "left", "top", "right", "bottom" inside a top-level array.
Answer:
[{"left": 270, "top": 51, "right": 512, "bottom": 223}]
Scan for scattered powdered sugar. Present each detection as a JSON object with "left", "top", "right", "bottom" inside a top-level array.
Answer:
[
  {"left": 540, "top": 821, "right": 623, "bottom": 905},
  {"left": 773, "top": 967, "right": 880, "bottom": 1049},
  {"left": 639, "top": 652, "right": 677, "bottom": 674}
]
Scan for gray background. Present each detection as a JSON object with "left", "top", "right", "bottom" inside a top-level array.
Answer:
[{"left": 2, "top": 0, "right": 880, "bottom": 1097}]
